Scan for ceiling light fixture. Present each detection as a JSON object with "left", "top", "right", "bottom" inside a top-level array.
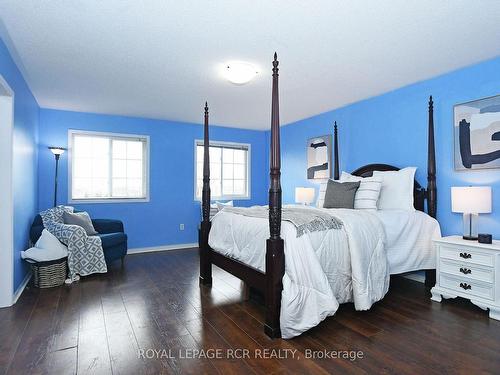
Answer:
[{"left": 224, "top": 61, "right": 259, "bottom": 85}]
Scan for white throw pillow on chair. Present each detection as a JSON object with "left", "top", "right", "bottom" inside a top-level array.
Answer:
[
  {"left": 21, "top": 229, "right": 68, "bottom": 262},
  {"left": 36, "top": 229, "right": 68, "bottom": 253}
]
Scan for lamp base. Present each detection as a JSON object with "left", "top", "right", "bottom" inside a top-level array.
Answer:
[
  {"left": 462, "top": 235, "right": 478, "bottom": 241},
  {"left": 462, "top": 213, "right": 479, "bottom": 241}
]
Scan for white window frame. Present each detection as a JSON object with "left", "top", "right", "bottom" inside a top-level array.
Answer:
[
  {"left": 194, "top": 139, "right": 251, "bottom": 201},
  {"left": 68, "top": 130, "right": 150, "bottom": 204}
]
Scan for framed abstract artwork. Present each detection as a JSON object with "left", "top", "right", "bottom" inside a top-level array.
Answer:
[
  {"left": 454, "top": 94, "right": 500, "bottom": 170},
  {"left": 307, "top": 135, "right": 332, "bottom": 179}
]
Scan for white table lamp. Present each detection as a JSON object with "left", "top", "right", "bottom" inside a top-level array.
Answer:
[
  {"left": 295, "top": 187, "right": 315, "bottom": 206},
  {"left": 451, "top": 186, "right": 492, "bottom": 240}
]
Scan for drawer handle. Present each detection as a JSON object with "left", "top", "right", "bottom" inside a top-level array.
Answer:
[
  {"left": 459, "top": 252, "right": 472, "bottom": 259},
  {"left": 459, "top": 267, "right": 472, "bottom": 275},
  {"left": 459, "top": 282, "right": 472, "bottom": 290}
]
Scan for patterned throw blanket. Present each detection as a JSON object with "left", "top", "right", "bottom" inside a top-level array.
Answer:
[
  {"left": 40, "top": 206, "right": 107, "bottom": 278},
  {"left": 222, "top": 205, "right": 343, "bottom": 237}
]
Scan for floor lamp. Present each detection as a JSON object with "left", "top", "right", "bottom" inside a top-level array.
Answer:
[{"left": 49, "top": 147, "right": 66, "bottom": 207}]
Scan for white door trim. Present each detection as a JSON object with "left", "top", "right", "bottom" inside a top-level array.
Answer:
[{"left": 0, "top": 74, "right": 15, "bottom": 308}]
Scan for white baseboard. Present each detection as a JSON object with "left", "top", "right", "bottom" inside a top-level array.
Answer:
[
  {"left": 128, "top": 242, "right": 198, "bottom": 255},
  {"left": 402, "top": 272, "right": 425, "bottom": 283},
  {"left": 12, "top": 271, "right": 32, "bottom": 304}
]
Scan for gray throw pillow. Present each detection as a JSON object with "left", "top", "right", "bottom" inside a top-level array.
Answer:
[
  {"left": 323, "top": 180, "right": 360, "bottom": 209},
  {"left": 63, "top": 211, "right": 98, "bottom": 235}
]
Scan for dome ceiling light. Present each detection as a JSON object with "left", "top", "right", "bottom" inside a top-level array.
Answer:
[{"left": 224, "top": 61, "right": 259, "bottom": 85}]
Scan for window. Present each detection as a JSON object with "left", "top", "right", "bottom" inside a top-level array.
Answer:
[
  {"left": 195, "top": 141, "right": 250, "bottom": 200},
  {"left": 69, "top": 130, "right": 149, "bottom": 202}
]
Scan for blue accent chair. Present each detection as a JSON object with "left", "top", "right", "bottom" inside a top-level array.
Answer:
[{"left": 30, "top": 214, "right": 128, "bottom": 266}]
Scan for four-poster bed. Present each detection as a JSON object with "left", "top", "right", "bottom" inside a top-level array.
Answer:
[{"left": 199, "top": 54, "right": 437, "bottom": 338}]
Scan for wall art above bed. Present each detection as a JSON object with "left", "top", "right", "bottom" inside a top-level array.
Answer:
[
  {"left": 307, "top": 134, "right": 332, "bottom": 179},
  {"left": 454, "top": 94, "right": 500, "bottom": 170}
]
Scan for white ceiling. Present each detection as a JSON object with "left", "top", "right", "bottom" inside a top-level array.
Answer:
[{"left": 1, "top": 1, "right": 500, "bottom": 130}]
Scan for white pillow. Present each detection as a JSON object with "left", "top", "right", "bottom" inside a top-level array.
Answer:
[
  {"left": 216, "top": 200, "right": 234, "bottom": 210},
  {"left": 373, "top": 167, "right": 416, "bottom": 211},
  {"left": 22, "top": 229, "right": 68, "bottom": 262},
  {"left": 36, "top": 229, "right": 68, "bottom": 252},
  {"left": 206, "top": 200, "right": 234, "bottom": 220},
  {"left": 340, "top": 172, "right": 383, "bottom": 210}
]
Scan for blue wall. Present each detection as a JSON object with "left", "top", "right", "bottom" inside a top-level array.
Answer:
[
  {"left": 0, "top": 38, "right": 40, "bottom": 290},
  {"left": 38, "top": 109, "right": 268, "bottom": 249},
  {"left": 280, "top": 56, "right": 500, "bottom": 239}
]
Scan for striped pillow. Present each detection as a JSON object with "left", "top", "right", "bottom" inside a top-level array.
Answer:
[
  {"left": 340, "top": 172, "right": 382, "bottom": 210},
  {"left": 199, "top": 205, "right": 219, "bottom": 220},
  {"left": 209, "top": 205, "right": 219, "bottom": 220}
]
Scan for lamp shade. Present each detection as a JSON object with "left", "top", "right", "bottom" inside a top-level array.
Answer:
[
  {"left": 48, "top": 146, "right": 66, "bottom": 155},
  {"left": 451, "top": 186, "right": 492, "bottom": 214},
  {"left": 295, "top": 187, "right": 315, "bottom": 205}
]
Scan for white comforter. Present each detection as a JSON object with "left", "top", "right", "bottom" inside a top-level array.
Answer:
[
  {"left": 209, "top": 206, "right": 389, "bottom": 339},
  {"left": 373, "top": 210, "right": 441, "bottom": 274}
]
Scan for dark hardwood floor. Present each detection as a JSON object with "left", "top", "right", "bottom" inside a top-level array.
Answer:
[{"left": 1, "top": 248, "right": 500, "bottom": 374}]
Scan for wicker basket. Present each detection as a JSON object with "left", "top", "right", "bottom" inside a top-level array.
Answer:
[{"left": 28, "top": 257, "right": 68, "bottom": 288}]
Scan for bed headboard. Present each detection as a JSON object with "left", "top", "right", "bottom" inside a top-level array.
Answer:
[{"left": 333, "top": 96, "right": 436, "bottom": 217}]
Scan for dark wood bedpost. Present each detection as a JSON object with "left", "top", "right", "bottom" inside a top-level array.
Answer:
[
  {"left": 265, "top": 53, "right": 285, "bottom": 338},
  {"left": 199, "top": 102, "right": 212, "bottom": 286},
  {"left": 333, "top": 121, "right": 339, "bottom": 180},
  {"left": 426, "top": 95, "right": 437, "bottom": 287},
  {"left": 427, "top": 95, "right": 437, "bottom": 219}
]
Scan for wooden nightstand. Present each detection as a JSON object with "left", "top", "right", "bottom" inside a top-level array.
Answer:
[{"left": 431, "top": 236, "right": 500, "bottom": 320}]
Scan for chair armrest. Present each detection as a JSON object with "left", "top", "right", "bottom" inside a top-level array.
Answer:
[{"left": 92, "top": 219, "right": 124, "bottom": 234}]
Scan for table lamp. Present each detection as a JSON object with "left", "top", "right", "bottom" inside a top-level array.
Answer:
[
  {"left": 295, "top": 187, "right": 315, "bottom": 206},
  {"left": 451, "top": 186, "right": 492, "bottom": 240}
]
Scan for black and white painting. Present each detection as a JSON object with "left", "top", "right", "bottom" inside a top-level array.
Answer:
[
  {"left": 454, "top": 94, "right": 500, "bottom": 170},
  {"left": 307, "top": 135, "right": 331, "bottom": 179}
]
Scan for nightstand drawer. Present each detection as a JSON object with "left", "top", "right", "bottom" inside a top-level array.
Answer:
[
  {"left": 440, "top": 245, "right": 494, "bottom": 267},
  {"left": 440, "top": 273, "right": 494, "bottom": 301},
  {"left": 439, "top": 259, "right": 494, "bottom": 283}
]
